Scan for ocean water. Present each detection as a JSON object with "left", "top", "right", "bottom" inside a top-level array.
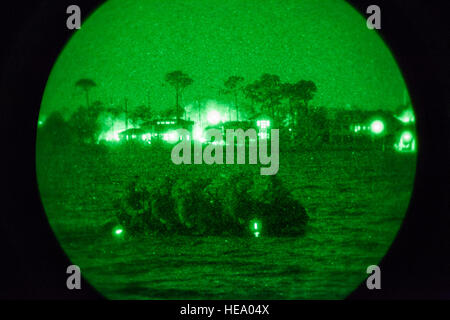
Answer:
[{"left": 37, "top": 146, "right": 416, "bottom": 299}]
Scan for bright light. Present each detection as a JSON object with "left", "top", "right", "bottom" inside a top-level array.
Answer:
[
  {"left": 104, "top": 131, "right": 119, "bottom": 142},
  {"left": 207, "top": 110, "right": 221, "bottom": 125},
  {"left": 257, "top": 120, "right": 270, "bottom": 129},
  {"left": 370, "top": 120, "right": 384, "bottom": 134},
  {"left": 402, "top": 131, "right": 412, "bottom": 142},
  {"left": 193, "top": 125, "right": 204, "bottom": 142},
  {"left": 162, "top": 131, "right": 179, "bottom": 143},
  {"left": 395, "top": 131, "right": 416, "bottom": 152},
  {"left": 250, "top": 219, "right": 261, "bottom": 237},
  {"left": 399, "top": 116, "right": 411, "bottom": 123},
  {"left": 396, "top": 109, "right": 415, "bottom": 123},
  {"left": 113, "top": 225, "right": 124, "bottom": 237},
  {"left": 98, "top": 118, "right": 130, "bottom": 142}
]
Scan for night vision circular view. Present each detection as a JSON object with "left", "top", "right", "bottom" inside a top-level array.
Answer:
[{"left": 36, "top": 0, "right": 417, "bottom": 299}]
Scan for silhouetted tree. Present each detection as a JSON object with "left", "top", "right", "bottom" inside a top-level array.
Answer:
[
  {"left": 161, "top": 107, "right": 185, "bottom": 119},
  {"left": 37, "top": 111, "right": 72, "bottom": 146},
  {"left": 243, "top": 81, "right": 262, "bottom": 117},
  {"left": 130, "top": 105, "right": 152, "bottom": 125},
  {"left": 164, "top": 71, "right": 193, "bottom": 121},
  {"left": 281, "top": 80, "right": 317, "bottom": 126},
  {"left": 245, "top": 74, "right": 282, "bottom": 119},
  {"left": 68, "top": 101, "right": 105, "bottom": 144},
  {"left": 223, "top": 76, "right": 245, "bottom": 121},
  {"left": 281, "top": 83, "right": 297, "bottom": 126},
  {"left": 294, "top": 80, "right": 317, "bottom": 115},
  {"left": 75, "top": 78, "right": 96, "bottom": 107}
]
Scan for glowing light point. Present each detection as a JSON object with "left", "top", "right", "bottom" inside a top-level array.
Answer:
[
  {"left": 370, "top": 120, "right": 384, "bottom": 134},
  {"left": 402, "top": 131, "right": 412, "bottom": 142},
  {"left": 250, "top": 219, "right": 261, "bottom": 237},
  {"left": 396, "top": 110, "right": 415, "bottom": 124},
  {"left": 113, "top": 225, "right": 124, "bottom": 237},
  {"left": 257, "top": 120, "right": 270, "bottom": 129},
  {"left": 163, "top": 131, "right": 179, "bottom": 143},
  {"left": 207, "top": 110, "right": 221, "bottom": 125},
  {"left": 395, "top": 131, "right": 416, "bottom": 152}
]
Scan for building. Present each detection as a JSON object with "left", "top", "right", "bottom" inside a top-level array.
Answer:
[
  {"left": 118, "top": 128, "right": 149, "bottom": 143},
  {"left": 116, "top": 118, "right": 194, "bottom": 144},
  {"left": 140, "top": 118, "right": 194, "bottom": 143}
]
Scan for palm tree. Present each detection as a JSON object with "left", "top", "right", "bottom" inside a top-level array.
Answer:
[
  {"left": 245, "top": 74, "right": 282, "bottom": 119},
  {"left": 282, "top": 80, "right": 317, "bottom": 125},
  {"left": 75, "top": 78, "right": 96, "bottom": 107},
  {"left": 164, "top": 71, "right": 193, "bottom": 121},
  {"left": 223, "top": 76, "right": 245, "bottom": 121},
  {"left": 244, "top": 81, "right": 262, "bottom": 114}
]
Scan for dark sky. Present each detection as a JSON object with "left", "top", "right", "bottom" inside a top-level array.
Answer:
[{"left": 41, "top": 0, "right": 410, "bottom": 117}]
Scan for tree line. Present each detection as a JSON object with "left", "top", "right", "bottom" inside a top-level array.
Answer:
[
  {"left": 164, "top": 71, "right": 318, "bottom": 126},
  {"left": 39, "top": 71, "right": 330, "bottom": 147}
]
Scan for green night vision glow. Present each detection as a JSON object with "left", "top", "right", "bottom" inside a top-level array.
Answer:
[
  {"left": 257, "top": 120, "right": 270, "bottom": 129},
  {"left": 36, "top": 0, "right": 417, "bottom": 300},
  {"left": 370, "top": 120, "right": 384, "bottom": 134},
  {"left": 113, "top": 226, "right": 124, "bottom": 236},
  {"left": 396, "top": 109, "right": 415, "bottom": 123},
  {"left": 402, "top": 131, "right": 412, "bottom": 142},
  {"left": 395, "top": 130, "right": 416, "bottom": 152},
  {"left": 207, "top": 110, "right": 221, "bottom": 125},
  {"left": 250, "top": 219, "right": 262, "bottom": 238}
]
